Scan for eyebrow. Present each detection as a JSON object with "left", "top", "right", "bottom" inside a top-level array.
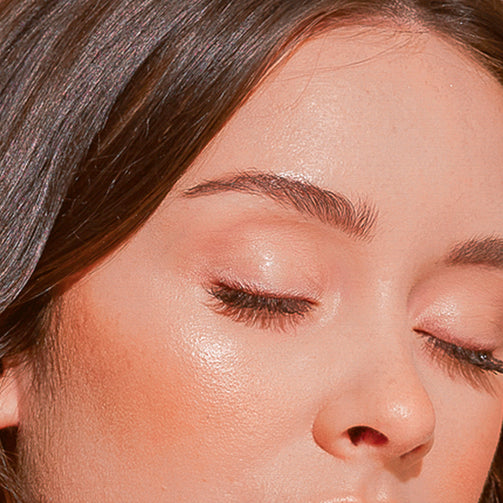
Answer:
[
  {"left": 447, "top": 237, "right": 503, "bottom": 269},
  {"left": 183, "top": 171, "right": 378, "bottom": 239}
]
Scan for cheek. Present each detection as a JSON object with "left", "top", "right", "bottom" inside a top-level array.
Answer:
[
  {"left": 416, "top": 373, "right": 503, "bottom": 501},
  {"left": 60, "top": 286, "right": 244, "bottom": 460},
  {"left": 46, "top": 269, "right": 316, "bottom": 495}
]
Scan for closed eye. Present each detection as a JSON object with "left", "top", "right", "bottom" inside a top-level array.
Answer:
[
  {"left": 207, "top": 281, "right": 316, "bottom": 331},
  {"left": 417, "top": 330, "right": 503, "bottom": 391}
]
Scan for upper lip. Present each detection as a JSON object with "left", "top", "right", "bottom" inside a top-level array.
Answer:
[
  {"left": 318, "top": 497, "right": 367, "bottom": 503},
  {"left": 314, "top": 484, "right": 405, "bottom": 503},
  {"left": 318, "top": 497, "right": 401, "bottom": 503},
  {"left": 319, "top": 498, "right": 362, "bottom": 503},
  {"left": 316, "top": 491, "right": 405, "bottom": 503}
]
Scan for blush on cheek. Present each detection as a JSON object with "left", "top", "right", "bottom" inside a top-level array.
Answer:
[
  {"left": 51, "top": 278, "right": 277, "bottom": 476},
  {"left": 15, "top": 292, "right": 256, "bottom": 501},
  {"left": 55, "top": 295, "right": 219, "bottom": 446},
  {"left": 430, "top": 403, "right": 502, "bottom": 501}
]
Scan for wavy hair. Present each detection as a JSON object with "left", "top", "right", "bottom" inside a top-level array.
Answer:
[{"left": 1, "top": 1, "right": 503, "bottom": 501}]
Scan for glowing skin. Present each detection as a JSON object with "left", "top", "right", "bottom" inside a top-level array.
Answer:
[{"left": 15, "top": 27, "right": 503, "bottom": 502}]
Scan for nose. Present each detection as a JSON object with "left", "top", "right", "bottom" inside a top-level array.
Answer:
[{"left": 312, "top": 344, "right": 435, "bottom": 468}]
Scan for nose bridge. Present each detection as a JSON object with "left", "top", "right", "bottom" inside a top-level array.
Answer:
[
  {"left": 364, "top": 277, "right": 435, "bottom": 435},
  {"left": 363, "top": 343, "right": 436, "bottom": 453},
  {"left": 312, "top": 281, "right": 436, "bottom": 465}
]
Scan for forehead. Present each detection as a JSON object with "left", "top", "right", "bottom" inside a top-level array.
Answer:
[{"left": 183, "top": 26, "right": 503, "bottom": 237}]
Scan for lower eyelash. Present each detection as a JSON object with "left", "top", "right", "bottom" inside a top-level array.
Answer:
[
  {"left": 207, "top": 281, "right": 314, "bottom": 331},
  {"left": 419, "top": 332, "right": 503, "bottom": 391}
]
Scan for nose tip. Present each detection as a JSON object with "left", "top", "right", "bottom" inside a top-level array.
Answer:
[
  {"left": 383, "top": 397, "right": 436, "bottom": 460},
  {"left": 312, "top": 373, "right": 436, "bottom": 467}
]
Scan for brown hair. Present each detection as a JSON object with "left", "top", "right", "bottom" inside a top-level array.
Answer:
[{"left": 1, "top": 1, "right": 503, "bottom": 501}]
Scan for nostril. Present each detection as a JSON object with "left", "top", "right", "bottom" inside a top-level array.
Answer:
[{"left": 348, "top": 426, "right": 389, "bottom": 446}]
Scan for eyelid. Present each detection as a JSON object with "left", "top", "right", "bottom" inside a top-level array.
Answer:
[
  {"left": 206, "top": 280, "right": 317, "bottom": 331},
  {"left": 413, "top": 313, "right": 501, "bottom": 354},
  {"left": 207, "top": 278, "right": 319, "bottom": 304},
  {"left": 410, "top": 276, "right": 503, "bottom": 349}
]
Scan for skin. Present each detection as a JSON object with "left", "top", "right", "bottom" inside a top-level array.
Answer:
[{"left": 11, "top": 26, "right": 503, "bottom": 502}]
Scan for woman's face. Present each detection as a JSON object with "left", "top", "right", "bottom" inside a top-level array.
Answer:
[{"left": 17, "top": 27, "right": 503, "bottom": 502}]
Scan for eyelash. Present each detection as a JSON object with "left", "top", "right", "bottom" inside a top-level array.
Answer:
[
  {"left": 207, "top": 281, "right": 315, "bottom": 331},
  {"left": 207, "top": 282, "right": 503, "bottom": 386},
  {"left": 418, "top": 331, "right": 503, "bottom": 387}
]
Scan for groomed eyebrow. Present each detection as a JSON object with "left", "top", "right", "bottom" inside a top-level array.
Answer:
[
  {"left": 183, "top": 171, "right": 377, "bottom": 239},
  {"left": 447, "top": 237, "right": 503, "bottom": 269}
]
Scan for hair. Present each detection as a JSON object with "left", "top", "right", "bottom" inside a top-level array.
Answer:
[{"left": 1, "top": 0, "right": 503, "bottom": 501}]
